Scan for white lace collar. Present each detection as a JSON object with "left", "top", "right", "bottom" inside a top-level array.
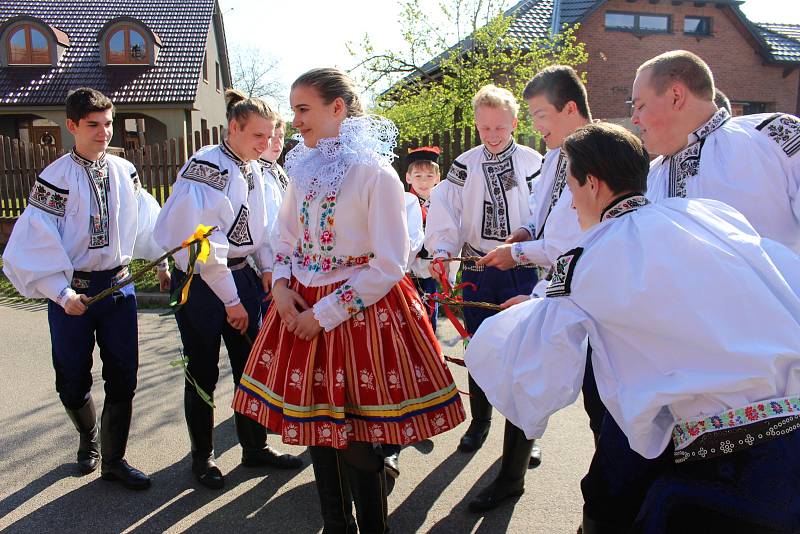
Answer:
[{"left": 284, "top": 115, "right": 398, "bottom": 198}]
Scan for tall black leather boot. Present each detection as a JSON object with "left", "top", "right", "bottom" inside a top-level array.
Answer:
[
  {"left": 309, "top": 446, "right": 358, "bottom": 534},
  {"left": 185, "top": 388, "right": 223, "bottom": 489},
  {"left": 458, "top": 373, "right": 492, "bottom": 452},
  {"left": 468, "top": 420, "right": 534, "bottom": 512},
  {"left": 100, "top": 400, "right": 151, "bottom": 490},
  {"left": 65, "top": 396, "right": 100, "bottom": 474},
  {"left": 236, "top": 412, "right": 303, "bottom": 469},
  {"left": 342, "top": 443, "right": 389, "bottom": 534}
]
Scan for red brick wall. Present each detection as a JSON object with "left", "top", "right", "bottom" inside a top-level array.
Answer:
[{"left": 576, "top": 0, "right": 800, "bottom": 120}]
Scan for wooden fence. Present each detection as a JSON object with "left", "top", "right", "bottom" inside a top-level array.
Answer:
[
  {"left": 393, "top": 127, "right": 544, "bottom": 178},
  {"left": 0, "top": 127, "right": 544, "bottom": 218}
]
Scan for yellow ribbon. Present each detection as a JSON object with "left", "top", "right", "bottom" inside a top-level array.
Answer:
[
  {"left": 177, "top": 224, "right": 213, "bottom": 306},
  {"left": 182, "top": 223, "right": 212, "bottom": 262}
]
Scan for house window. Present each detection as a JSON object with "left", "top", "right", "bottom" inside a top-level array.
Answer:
[
  {"left": 215, "top": 61, "right": 221, "bottom": 91},
  {"left": 6, "top": 23, "right": 51, "bottom": 64},
  {"left": 684, "top": 16, "right": 711, "bottom": 36},
  {"left": 605, "top": 12, "right": 670, "bottom": 34},
  {"left": 683, "top": 17, "right": 711, "bottom": 35},
  {"left": 106, "top": 24, "right": 148, "bottom": 64},
  {"left": 203, "top": 51, "right": 208, "bottom": 82},
  {"left": 731, "top": 101, "right": 768, "bottom": 117}
]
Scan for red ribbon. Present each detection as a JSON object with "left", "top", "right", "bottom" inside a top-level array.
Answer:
[{"left": 430, "top": 258, "right": 476, "bottom": 341}]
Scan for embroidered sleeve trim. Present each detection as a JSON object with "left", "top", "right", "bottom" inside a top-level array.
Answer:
[
  {"left": 756, "top": 113, "right": 800, "bottom": 157},
  {"left": 28, "top": 176, "right": 69, "bottom": 217},
  {"left": 181, "top": 158, "right": 229, "bottom": 191},
  {"left": 333, "top": 283, "right": 365, "bottom": 316},
  {"left": 511, "top": 242, "right": 532, "bottom": 265},
  {"left": 446, "top": 160, "right": 467, "bottom": 186},
  {"left": 274, "top": 252, "right": 292, "bottom": 266},
  {"left": 545, "top": 247, "right": 584, "bottom": 298}
]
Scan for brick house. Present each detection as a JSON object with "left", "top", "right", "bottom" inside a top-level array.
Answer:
[
  {"left": 0, "top": 0, "right": 232, "bottom": 152},
  {"left": 404, "top": 0, "right": 800, "bottom": 122}
]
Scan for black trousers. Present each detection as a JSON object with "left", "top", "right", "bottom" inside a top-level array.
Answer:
[
  {"left": 171, "top": 266, "right": 262, "bottom": 398},
  {"left": 48, "top": 269, "right": 138, "bottom": 410}
]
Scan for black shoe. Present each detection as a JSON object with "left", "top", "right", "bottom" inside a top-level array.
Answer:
[
  {"left": 65, "top": 397, "right": 100, "bottom": 474},
  {"left": 101, "top": 459, "right": 151, "bottom": 490},
  {"left": 468, "top": 477, "right": 525, "bottom": 512},
  {"left": 100, "top": 401, "right": 151, "bottom": 490},
  {"left": 242, "top": 445, "right": 303, "bottom": 469},
  {"left": 192, "top": 455, "right": 224, "bottom": 489},
  {"left": 528, "top": 441, "right": 542, "bottom": 468},
  {"left": 458, "top": 420, "right": 491, "bottom": 453}
]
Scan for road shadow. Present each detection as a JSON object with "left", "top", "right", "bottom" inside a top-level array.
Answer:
[
  {"left": 0, "top": 416, "right": 310, "bottom": 534},
  {"left": 425, "top": 457, "right": 517, "bottom": 533}
]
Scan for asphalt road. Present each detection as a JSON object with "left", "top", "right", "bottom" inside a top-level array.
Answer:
[{"left": 0, "top": 298, "right": 594, "bottom": 533}]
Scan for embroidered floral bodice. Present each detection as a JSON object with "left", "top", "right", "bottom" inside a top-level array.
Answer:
[{"left": 273, "top": 116, "right": 410, "bottom": 331}]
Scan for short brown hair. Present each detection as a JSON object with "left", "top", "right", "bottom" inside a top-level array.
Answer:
[
  {"left": 66, "top": 88, "right": 114, "bottom": 122},
  {"left": 407, "top": 160, "right": 440, "bottom": 174},
  {"left": 225, "top": 88, "right": 278, "bottom": 126},
  {"left": 292, "top": 68, "right": 364, "bottom": 118},
  {"left": 637, "top": 50, "right": 715, "bottom": 101},
  {"left": 523, "top": 65, "right": 592, "bottom": 120},
  {"left": 563, "top": 122, "right": 649, "bottom": 194}
]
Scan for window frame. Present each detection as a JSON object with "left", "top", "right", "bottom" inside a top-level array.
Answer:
[
  {"left": 104, "top": 23, "right": 149, "bottom": 65},
  {"left": 203, "top": 51, "right": 209, "bottom": 83},
  {"left": 683, "top": 16, "right": 712, "bottom": 36},
  {"left": 215, "top": 61, "right": 221, "bottom": 92},
  {"left": 6, "top": 22, "right": 52, "bottom": 65},
  {"left": 604, "top": 11, "right": 672, "bottom": 35}
]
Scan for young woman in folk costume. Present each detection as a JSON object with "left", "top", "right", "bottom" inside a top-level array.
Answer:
[{"left": 233, "top": 68, "right": 465, "bottom": 532}]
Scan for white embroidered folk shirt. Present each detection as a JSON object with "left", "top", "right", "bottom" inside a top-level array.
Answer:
[
  {"left": 512, "top": 147, "right": 583, "bottom": 268},
  {"left": 3, "top": 150, "right": 164, "bottom": 307},
  {"left": 647, "top": 109, "right": 800, "bottom": 251},
  {"left": 465, "top": 195, "right": 800, "bottom": 460},
  {"left": 154, "top": 141, "right": 271, "bottom": 307},
  {"left": 272, "top": 116, "right": 409, "bottom": 332},
  {"left": 425, "top": 141, "right": 543, "bottom": 258}
]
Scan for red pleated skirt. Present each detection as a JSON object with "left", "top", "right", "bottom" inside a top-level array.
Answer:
[{"left": 233, "top": 275, "right": 465, "bottom": 449}]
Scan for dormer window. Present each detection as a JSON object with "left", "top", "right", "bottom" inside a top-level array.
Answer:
[
  {"left": 7, "top": 24, "right": 50, "bottom": 64},
  {"left": 106, "top": 25, "right": 148, "bottom": 64},
  {"left": 0, "top": 17, "right": 69, "bottom": 67},
  {"left": 98, "top": 17, "right": 161, "bottom": 67}
]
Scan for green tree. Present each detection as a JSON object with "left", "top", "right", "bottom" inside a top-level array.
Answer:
[{"left": 348, "top": 0, "right": 588, "bottom": 139}]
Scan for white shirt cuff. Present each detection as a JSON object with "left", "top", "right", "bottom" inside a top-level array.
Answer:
[
  {"left": 57, "top": 287, "right": 77, "bottom": 309},
  {"left": 312, "top": 284, "right": 365, "bottom": 331}
]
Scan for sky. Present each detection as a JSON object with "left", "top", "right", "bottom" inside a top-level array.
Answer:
[{"left": 219, "top": 0, "right": 800, "bottom": 112}]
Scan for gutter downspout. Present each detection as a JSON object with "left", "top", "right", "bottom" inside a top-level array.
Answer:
[{"left": 551, "top": 0, "right": 562, "bottom": 36}]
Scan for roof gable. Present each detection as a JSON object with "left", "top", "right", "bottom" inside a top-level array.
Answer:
[{"left": 0, "top": 0, "right": 220, "bottom": 106}]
